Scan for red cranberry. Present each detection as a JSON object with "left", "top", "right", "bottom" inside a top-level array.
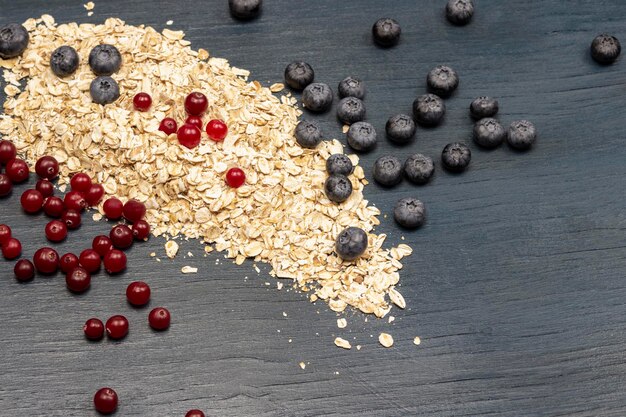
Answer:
[
  {"left": 159, "top": 117, "right": 178, "bottom": 135},
  {"left": 36, "top": 179, "right": 54, "bottom": 198},
  {"left": 0, "top": 140, "right": 17, "bottom": 164},
  {"left": 92, "top": 235, "right": 113, "bottom": 257},
  {"left": 206, "top": 119, "right": 228, "bottom": 141},
  {"left": 132, "top": 220, "right": 150, "bottom": 241},
  {"left": 184, "top": 91, "right": 208, "bottom": 115},
  {"left": 185, "top": 115, "right": 203, "bottom": 130},
  {"left": 0, "top": 224, "right": 11, "bottom": 245},
  {"left": 85, "top": 183, "right": 105, "bottom": 206},
  {"left": 126, "top": 281, "right": 150, "bottom": 306},
  {"left": 122, "top": 199, "right": 146, "bottom": 223},
  {"left": 103, "top": 197, "right": 123, "bottom": 220},
  {"left": 43, "top": 196, "right": 65, "bottom": 218},
  {"left": 34, "top": 156, "right": 59, "bottom": 180},
  {"left": 83, "top": 318, "right": 104, "bottom": 341},
  {"left": 33, "top": 247, "right": 59, "bottom": 274},
  {"left": 105, "top": 315, "right": 129, "bottom": 340},
  {"left": 103, "top": 249, "right": 127, "bottom": 274},
  {"left": 20, "top": 189, "right": 44, "bottom": 214},
  {"left": 185, "top": 410, "right": 205, "bottom": 417},
  {"left": 148, "top": 307, "right": 171, "bottom": 331},
  {"left": 133, "top": 92, "right": 152, "bottom": 111},
  {"left": 225, "top": 167, "right": 246, "bottom": 188},
  {"left": 64, "top": 190, "right": 87, "bottom": 212},
  {"left": 66, "top": 266, "right": 91, "bottom": 293},
  {"left": 62, "top": 209, "right": 82, "bottom": 229},
  {"left": 5, "top": 158, "right": 29, "bottom": 183},
  {"left": 59, "top": 253, "right": 79, "bottom": 274},
  {"left": 70, "top": 172, "right": 92, "bottom": 193},
  {"left": 110, "top": 224, "right": 133, "bottom": 249},
  {"left": 79, "top": 249, "right": 101, "bottom": 273},
  {"left": 0, "top": 173, "right": 12, "bottom": 196},
  {"left": 177, "top": 124, "right": 202, "bottom": 149},
  {"left": 94, "top": 387, "right": 118, "bottom": 414},
  {"left": 45, "top": 220, "right": 68, "bottom": 242},
  {"left": 14, "top": 259, "right": 35, "bottom": 282},
  {"left": 2, "top": 237, "right": 21, "bottom": 259}
]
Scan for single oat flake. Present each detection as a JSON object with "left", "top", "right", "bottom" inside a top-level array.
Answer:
[
  {"left": 334, "top": 337, "right": 352, "bottom": 350},
  {"left": 378, "top": 333, "right": 394, "bottom": 348}
]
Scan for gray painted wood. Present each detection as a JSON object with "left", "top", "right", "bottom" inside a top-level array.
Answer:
[{"left": 0, "top": 0, "right": 625, "bottom": 415}]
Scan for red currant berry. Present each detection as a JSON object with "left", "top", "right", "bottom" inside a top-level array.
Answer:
[
  {"left": 0, "top": 224, "right": 11, "bottom": 245},
  {"left": 5, "top": 158, "right": 29, "bottom": 183},
  {"left": 20, "top": 189, "right": 44, "bottom": 214},
  {"left": 94, "top": 387, "right": 118, "bottom": 414},
  {"left": 83, "top": 318, "right": 104, "bottom": 341},
  {"left": 62, "top": 209, "right": 82, "bottom": 230},
  {"left": 105, "top": 315, "right": 129, "bottom": 340},
  {"left": 0, "top": 140, "right": 17, "bottom": 164},
  {"left": 126, "top": 281, "right": 150, "bottom": 306},
  {"left": 14, "top": 259, "right": 35, "bottom": 282},
  {"left": 2, "top": 237, "right": 21, "bottom": 259},
  {"left": 103, "top": 249, "right": 127, "bottom": 274},
  {"left": 184, "top": 91, "right": 208, "bottom": 115},
  {"left": 122, "top": 199, "right": 146, "bottom": 223},
  {"left": 70, "top": 172, "right": 92, "bottom": 193},
  {"left": 0, "top": 173, "right": 12, "bottom": 196},
  {"left": 177, "top": 124, "right": 202, "bottom": 149},
  {"left": 206, "top": 119, "right": 228, "bottom": 141},
  {"left": 186, "top": 410, "right": 206, "bottom": 417},
  {"left": 59, "top": 253, "right": 80, "bottom": 274},
  {"left": 79, "top": 249, "right": 101, "bottom": 273},
  {"left": 148, "top": 307, "right": 171, "bottom": 331},
  {"left": 225, "top": 167, "right": 246, "bottom": 188},
  {"left": 65, "top": 266, "right": 91, "bottom": 293},
  {"left": 43, "top": 196, "right": 65, "bottom": 218},
  {"left": 103, "top": 197, "right": 123, "bottom": 220},
  {"left": 133, "top": 92, "right": 152, "bottom": 111},
  {"left": 33, "top": 247, "right": 59, "bottom": 274},
  {"left": 132, "top": 220, "right": 150, "bottom": 241},
  {"left": 85, "top": 183, "right": 105, "bottom": 206},
  {"left": 185, "top": 115, "right": 203, "bottom": 130},
  {"left": 35, "top": 179, "right": 54, "bottom": 198},
  {"left": 35, "top": 156, "right": 59, "bottom": 180},
  {"left": 159, "top": 117, "right": 178, "bottom": 135},
  {"left": 45, "top": 220, "right": 68, "bottom": 242},
  {"left": 64, "top": 190, "right": 87, "bottom": 212},
  {"left": 92, "top": 235, "right": 113, "bottom": 257},
  {"left": 110, "top": 224, "right": 133, "bottom": 249}
]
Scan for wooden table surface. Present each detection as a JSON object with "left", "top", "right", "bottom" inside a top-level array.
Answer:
[{"left": 0, "top": 0, "right": 625, "bottom": 416}]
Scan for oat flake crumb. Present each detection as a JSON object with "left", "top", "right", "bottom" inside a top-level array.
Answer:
[
  {"left": 84, "top": 2, "right": 94, "bottom": 10},
  {"left": 181, "top": 266, "right": 198, "bottom": 274},
  {"left": 165, "top": 241, "right": 179, "bottom": 259},
  {"left": 166, "top": 20, "right": 173, "bottom": 25},
  {"left": 379, "top": 333, "right": 394, "bottom": 348},
  {"left": 337, "top": 318, "right": 347, "bottom": 329},
  {"left": 413, "top": 336, "right": 421, "bottom": 345},
  {"left": 388, "top": 316, "right": 395, "bottom": 323},
  {"left": 299, "top": 362, "right": 306, "bottom": 370},
  {"left": 334, "top": 337, "right": 352, "bottom": 350},
  {"left": 276, "top": 282, "right": 283, "bottom": 290}
]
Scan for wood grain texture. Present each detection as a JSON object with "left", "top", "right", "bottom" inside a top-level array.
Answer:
[{"left": 0, "top": 0, "right": 625, "bottom": 415}]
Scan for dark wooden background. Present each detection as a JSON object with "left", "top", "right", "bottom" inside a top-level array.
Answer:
[{"left": 0, "top": 0, "right": 625, "bottom": 415}]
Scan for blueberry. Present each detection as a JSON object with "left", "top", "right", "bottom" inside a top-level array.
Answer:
[
  {"left": 591, "top": 34, "right": 621, "bottom": 65},
  {"left": 442, "top": 142, "right": 471, "bottom": 172},
  {"left": 324, "top": 174, "right": 353, "bottom": 203},
  {"left": 295, "top": 120, "right": 322, "bottom": 148},
  {"left": 229, "top": 0, "right": 262, "bottom": 20},
  {"left": 90, "top": 76, "right": 120, "bottom": 105},
  {"left": 507, "top": 120, "right": 536, "bottom": 150},
  {"left": 372, "top": 18, "right": 401, "bottom": 47},
  {"left": 470, "top": 96, "right": 499, "bottom": 119},
  {"left": 337, "top": 97, "right": 366, "bottom": 125},
  {"left": 335, "top": 227, "right": 368, "bottom": 261},
  {"left": 394, "top": 198, "right": 426, "bottom": 229},
  {"left": 473, "top": 118, "right": 505, "bottom": 149},
  {"left": 427, "top": 65, "right": 459, "bottom": 98},
  {"left": 373, "top": 155, "right": 403, "bottom": 187},
  {"left": 302, "top": 83, "right": 333, "bottom": 113},
  {"left": 0, "top": 23, "right": 29, "bottom": 59},
  {"left": 326, "top": 154, "right": 354, "bottom": 176},
  {"left": 338, "top": 76, "right": 365, "bottom": 99},
  {"left": 413, "top": 94, "right": 446, "bottom": 127},
  {"left": 50, "top": 45, "right": 79, "bottom": 78},
  {"left": 347, "top": 121, "right": 377, "bottom": 152},
  {"left": 446, "top": 0, "right": 475, "bottom": 26},
  {"left": 385, "top": 114, "right": 416, "bottom": 145},
  {"left": 284, "top": 61, "right": 314, "bottom": 90},
  {"left": 88, "top": 44, "right": 122, "bottom": 76},
  {"left": 404, "top": 154, "right": 434, "bottom": 185}
]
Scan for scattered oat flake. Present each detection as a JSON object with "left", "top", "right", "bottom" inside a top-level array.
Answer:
[
  {"left": 282, "top": 312, "right": 287, "bottom": 317},
  {"left": 276, "top": 282, "right": 283, "bottom": 290},
  {"left": 92, "top": 213, "right": 103, "bottom": 221},
  {"left": 181, "top": 266, "right": 198, "bottom": 274},
  {"left": 388, "top": 316, "right": 395, "bottom": 323},
  {"left": 165, "top": 241, "right": 179, "bottom": 259},
  {"left": 84, "top": 2, "right": 94, "bottom": 10},
  {"left": 150, "top": 252, "right": 156, "bottom": 257},
  {"left": 334, "top": 337, "right": 352, "bottom": 350},
  {"left": 379, "top": 333, "right": 394, "bottom": 348},
  {"left": 337, "top": 318, "right": 347, "bottom": 329},
  {"left": 166, "top": 20, "right": 173, "bottom": 25},
  {"left": 413, "top": 336, "right": 421, "bottom": 345},
  {"left": 342, "top": 125, "right": 349, "bottom": 133},
  {"left": 187, "top": 251, "right": 193, "bottom": 257},
  {"left": 356, "top": 345, "right": 362, "bottom": 351},
  {"left": 299, "top": 362, "right": 306, "bottom": 370},
  {"left": 87, "top": 11, "right": 93, "bottom": 16},
  {"left": 269, "top": 83, "right": 284, "bottom": 92}
]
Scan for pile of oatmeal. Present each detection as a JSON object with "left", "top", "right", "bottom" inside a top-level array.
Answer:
[{"left": 0, "top": 15, "right": 411, "bottom": 318}]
